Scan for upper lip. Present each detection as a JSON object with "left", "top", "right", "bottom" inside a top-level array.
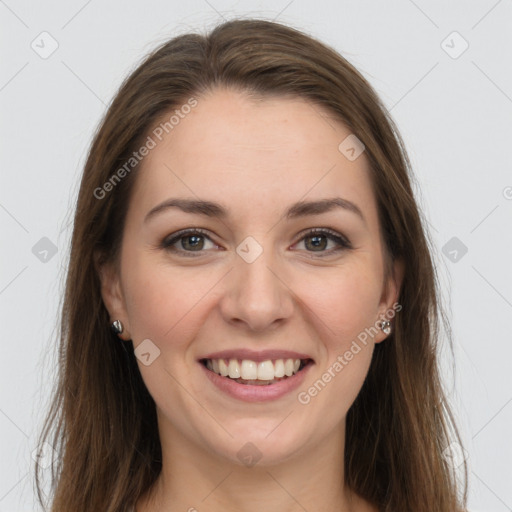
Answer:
[{"left": 199, "top": 349, "right": 314, "bottom": 363}]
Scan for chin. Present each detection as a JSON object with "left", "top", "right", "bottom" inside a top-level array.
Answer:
[{"left": 206, "top": 427, "right": 308, "bottom": 469}]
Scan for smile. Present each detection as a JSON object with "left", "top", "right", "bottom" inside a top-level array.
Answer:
[
  {"left": 200, "top": 357, "right": 312, "bottom": 385},
  {"left": 198, "top": 353, "right": 315, "bottom": 402}
]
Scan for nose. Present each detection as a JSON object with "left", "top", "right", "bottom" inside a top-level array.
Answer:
[{"left": 219, "top": 245, "right": 294, "bottom": 332}]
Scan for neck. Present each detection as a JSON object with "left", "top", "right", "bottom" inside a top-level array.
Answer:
[{"left": 136, "top": 411, "right": 367, "bottom": 512}]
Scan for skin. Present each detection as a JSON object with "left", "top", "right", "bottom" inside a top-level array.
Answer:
[{"left": 98, "top": 88, "right": 403, "bottom": 512}]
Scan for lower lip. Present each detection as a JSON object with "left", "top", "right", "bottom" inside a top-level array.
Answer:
[{"left": 199, "top": 361, "right": 314, "bottom": 402}]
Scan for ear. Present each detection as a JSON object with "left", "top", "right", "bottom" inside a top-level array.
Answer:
[
  {"left": 94, "top": 251, "right": 131, "bottom": 341},
  {"left": 374, "top": 257, "right": 404, "bottom": 344}
]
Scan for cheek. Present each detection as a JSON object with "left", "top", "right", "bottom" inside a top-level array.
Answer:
[
  {"left": 294, "top": 270, "right": 378, "bottom": 419},
  {"left": 294, "top": 258, "right": 383, "bottom": 345},
  {"left": 122, "top": 254, "right": 220, "bottom": 345}
]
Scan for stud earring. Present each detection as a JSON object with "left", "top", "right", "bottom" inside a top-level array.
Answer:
[
  {"left": 111, "top": 320, "right": 123, "bottom": 335},
  {"left": 380, "top": 320, "right": 392, "bottom": 335}
]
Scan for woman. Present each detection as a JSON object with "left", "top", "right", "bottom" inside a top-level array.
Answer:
[{"left": 35, "top": 18, "right": 468, "bottom": 512}]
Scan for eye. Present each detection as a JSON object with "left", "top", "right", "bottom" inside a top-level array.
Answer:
[
  {"left": 292, "top": 228, "right": 352, "bottom": 256},
  {"left": 161, "top": 228, "right": 219, "bottom": 257},
  {"left": 161, "top": 227, "right": 352, "bottom": 257}
]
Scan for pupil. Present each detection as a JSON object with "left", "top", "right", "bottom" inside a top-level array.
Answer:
[
  {"left": 307, "top": 235, "right": 326, "bottom": 251},
  {"left": 184, "top": 235, "right": 203, "bottom": 250}
]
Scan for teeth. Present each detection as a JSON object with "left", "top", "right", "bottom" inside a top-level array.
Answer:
[
  {"left": 284, "top": 359, "right": 294, "bottom": 376},
  {"left": 205, "top": 357, "right": 305, "bottom": 381},
  {"left": 228, "top": 359, "right": 241, "bottom": 379},
  {"left": 241, "top": 360, "right": 258, "bottom": 380},
  {"left": 257, "top": 360, "right": 274, "bottom": 380},
  {"left": 218, "top": 359, "right": 229, "bottom": 376},
  {"left": 274, "top": 359, "right": 285, "bottom": 378}
]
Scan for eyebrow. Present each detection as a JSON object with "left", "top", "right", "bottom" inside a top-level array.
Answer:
[{"left": 144, "top": 197, "right": 365, "bottom": 224}]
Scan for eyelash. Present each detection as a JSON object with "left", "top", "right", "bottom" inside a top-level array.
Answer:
[{"left": 160, "top": 227, "right": 352, "bottom": 258}]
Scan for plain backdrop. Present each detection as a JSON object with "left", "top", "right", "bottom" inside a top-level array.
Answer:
[{"left": 1, "top": 1, "right": 511, "bottom": 511}]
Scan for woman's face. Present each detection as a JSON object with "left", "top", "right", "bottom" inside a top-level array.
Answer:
[{"left": 100, "top": 88, "right": 401, "bottom": 466}]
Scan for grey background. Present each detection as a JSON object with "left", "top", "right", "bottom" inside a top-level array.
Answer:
[{"left": 1, "top": 1, "right": 511, "bottom": 510}]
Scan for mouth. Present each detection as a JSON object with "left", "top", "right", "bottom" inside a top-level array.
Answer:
[{"left": 199, "top": 357, "right": 314, "bottom": 386}]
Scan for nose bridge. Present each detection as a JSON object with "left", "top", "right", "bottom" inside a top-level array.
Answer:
[{"left": 221, "top": 234, "right": 293, "bottom": 330}]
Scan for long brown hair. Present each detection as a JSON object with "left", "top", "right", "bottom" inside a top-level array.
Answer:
[{"left": 35, "top": 18, "right": 468, "bottom": 512}]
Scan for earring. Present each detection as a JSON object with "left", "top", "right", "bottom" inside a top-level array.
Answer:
[
  {"left": 380, "top": 320, "right": 391, "bottom": 335},
  {"left": 111, "top": 320, "right": 123, "bottom": 335}
]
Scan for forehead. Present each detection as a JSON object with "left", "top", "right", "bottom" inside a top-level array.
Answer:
[{"left": 127, "top": 88, "right": 378, "bottom": 229}]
